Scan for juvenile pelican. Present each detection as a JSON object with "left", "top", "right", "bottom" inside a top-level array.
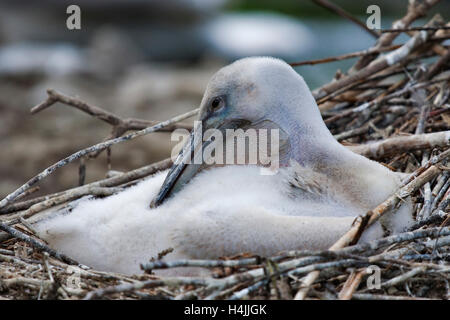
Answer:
[{"left": 35, "top": 57, "right": 414, "bottom": 275}]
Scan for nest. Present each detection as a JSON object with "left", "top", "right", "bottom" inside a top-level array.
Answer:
[{"left": 1, "top": 2, "right": 449, "bottom": 300}]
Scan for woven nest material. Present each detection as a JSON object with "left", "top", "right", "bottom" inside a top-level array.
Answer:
[{"left": 1, "top": 5, "right": 450, "bottom": 300}]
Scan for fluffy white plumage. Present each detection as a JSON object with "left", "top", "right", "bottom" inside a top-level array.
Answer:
[{"left": 34, "top": 57, "right": 415, "bottom": 275}]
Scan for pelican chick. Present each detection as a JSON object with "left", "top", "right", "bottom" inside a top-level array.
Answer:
[{"left": 34, "top": 57, "right": 414, "bottom": 275}]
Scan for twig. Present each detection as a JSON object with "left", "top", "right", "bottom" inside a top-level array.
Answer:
[
  {"left": 431, "top": 173, "right": 450, "bottom": 210},
  {"left": 352, "top": 0, "right": 442, "bottom": 70},
  {"left": 5, "top": 187, "right": 123, "bottom": 225},
  {"left": 293, "top": 154, "right": 446, "bottom": 300},
  {"left": 227, "top": 279, "right": 269, "bottom": 300},
  {"left": 0, "top": 158, "right": 172, "bottom": 215},
  {"left": 293, "top": 215, "right": 368, "bottom": 300},
  {"left": 380, "top": 26, "right": 450, "bottom": 33},
  {"left": 31, "top": 89, "right": 193, "bottom": 160},
  {"left": 401, "top": 148, "right": 450, "bottom": 185},
  {"left": 290, "top": 45, "right": 401, "bottom": 67},
  {"left": 31, "top": 89, "right": 193, "bottom": 132},
  {"left": 367, "top": 165, "right": 441, "bottom": 226},
  {"left": 423, "top": 48, "right": 450, "bottom": 80},
  {"left": 313, "top": 15, "right": 442, "bottom": 101},
  {"left": 141, "top": 258, "right": 258, "bottom": 272},
  {"left": 338, "top": 269, "right": 366, "bottom": 300},
  {"left": 83, "top": 277, "right": 214, "bottom": 300},
  {"left": 348, "top": 131, "right": 450, "bottom": 159},
  {"left": 0, "top": 109, "right": 197, "bottom": 210},
  {"left": 311, "top": 0, "right": 379, "bottom": 38},
  {"left": 379, "top": 266, "right": 426, "bottom": 288},
  {"left": 0, "top": 221, "right": 78, "bottom": 265},
  {"left": 352, "top": 293, "right": 435, "bottom": 300}
]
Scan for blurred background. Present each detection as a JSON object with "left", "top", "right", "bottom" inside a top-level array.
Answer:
[{"left": 1, "top": 0, "right": 449, "bottom": 198}]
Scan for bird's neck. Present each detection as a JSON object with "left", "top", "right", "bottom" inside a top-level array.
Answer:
[
  {"left": 271, "top": 108, "right": 346, "bottom": 168},
  {"left": 278, "top": 111, "right": 376, "bottom": 175},
  {"left": 280, "top": 112, "right": 401, "bottom": 209}
]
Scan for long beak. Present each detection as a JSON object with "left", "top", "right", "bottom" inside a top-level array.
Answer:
[
  {"left": 150, "top": 118, "right": 250, "bottom": 208},
  {"left": 150, "top": 123, "right": 205, "bottom": 208}
]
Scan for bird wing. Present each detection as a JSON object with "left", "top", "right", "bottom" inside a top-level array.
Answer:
[{"left": 281, "top": 159, "right": 330, "bottom": 199}]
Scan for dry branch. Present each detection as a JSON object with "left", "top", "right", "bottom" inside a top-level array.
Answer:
[
  {"left": 31, "top": 89, "right": 193, "bottom": 133},
  {"left": 313, "top": 14, "right": 443, "bottom": 101},
  {"left": 311, "top": 0, "right": 379, "bottom": 38},
  {"left": 0, "top": 110, "right": 197, "bottom": 210},
  {"left": 0, "top": 222, "right": 77, "bottom": 265},
  {"left": 348, "top": 131, "right": 450, "bottom": 159},
  {"left": 1, "top": 1, "right": 449, "bottom": 300},
  {"left": 352, "top": 0, "right": 442, "bottom": 70},
  {"left": 0, "top": 158, "right": 172, "bottom": 215},
  {"left": 294, "top": 150, "right": 449, "bottom": 300},
  {"left": 290, "top": 44, "right": 401, "bottom": 67}
]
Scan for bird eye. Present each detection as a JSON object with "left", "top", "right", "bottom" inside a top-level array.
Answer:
[{"left": 210, "top": 97, "right": 224, "bottom": 111}]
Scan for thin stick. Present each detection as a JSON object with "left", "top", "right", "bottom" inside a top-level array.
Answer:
[
  {"left": 314, "top": 15, "right": 441, "bottom": 101},
  {"left": 0, "top": 221, "right": 78, "bottom": 265},
  {"left": 352, "top": 293, "right": 435, "bottom": 300},
  {"left": 141, "top": 258, "right": 258, "bottom": 271},
  {"left": 31, "top": 89, "right": 193, "bottom": 132},
  {"left": 79, "top": 227, "right": 450, "bottom": 299},
  {"left": 338, "top": 269, "right": 366, "bottom": 300},
  {"left": 351, "top": 0, "right": 442, "bottom": 70},
  {"left": 379, "top": 266, "right": 426, "bottom": 288},
  {"left": 294, "top": 154, "right": 446, "bottom": 300},
  {"left": 5, "top": 187, "right": 123, "bottom": 224},
  {"left": 381, "top": 26, "right": 450, "bottom": 33},
  {"left": 290, "top": 45, "right": 400, "bottom": 67},
  {"left": 0, "top": 109, "right": 198, "bottom": 210},
  {"left": 83, "top": 277, "right": 215, "bottom": 300},
  {"left": 0, "top": 158, "right": 172, "bottom": 215},
  {"left": 227, "top": 279, "right": 269, "bottom": 300},
  {"left": 311, "top": 0, "right": 379, "bottom": 38},
  {"left": 348, "top": 131, "right": 450, "bottom": 159}
]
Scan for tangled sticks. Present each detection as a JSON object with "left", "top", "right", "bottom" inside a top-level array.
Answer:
[{"left": 1, "top": 1, "right": 450, "bottom": 300}]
